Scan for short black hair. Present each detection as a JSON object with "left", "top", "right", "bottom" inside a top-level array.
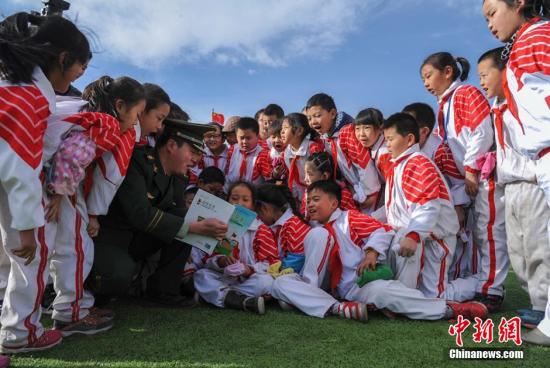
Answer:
[
  {"left": 355, "top": 108, "right": 384, "bottom": 128},
  {"left": 402, "top": 103, "right": 435, "bottom": 131},
  {"left": 268, "top": 119, "right": 283, "bottom": 136},
  {"left": 307, "top": 180, "right": 342, "bottom": 205},
  {"left": 383, "top": 113, "right": 420, "bottom": 143},
  {"left": 264, "top": 104, "right": 285, "bottom": 118},
  {"left": 478, "top": 47, "right": 506, "bottom": 71},
  {"left": 168, "top": 102, "right": 190, "bottom": 121},
  {"left": 306, "top": 93, "right": 336, "bottom": 112},
  {"left": 236, "top": 117, "right": 260, "bottom": 135},
  {"left": 143, "top": 83, "right": 171, "bottom": 112},
  {"left": 198, "top": 166, "right": 225, "bottom": 185}
]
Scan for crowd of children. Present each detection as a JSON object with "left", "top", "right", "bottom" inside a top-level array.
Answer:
[{"left": 0, "top": 1, "right": 549, "bottom": 365}]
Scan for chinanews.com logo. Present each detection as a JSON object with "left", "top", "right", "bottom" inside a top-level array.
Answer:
[{"left": 447, "top": 316, "right": 524, "bottom": 360}]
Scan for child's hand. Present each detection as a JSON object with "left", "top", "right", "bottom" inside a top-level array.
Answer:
[
  {"left": 217, "top": 256, "right": 237, "bottom": 268},
  {"left": 243, "top": 265, "right": 254, "bottom": 277},
  {"left": 464, "top": 171, "right": 479, "bottom": 197},
  {"left": 398, "top": 237, "right": 419, "bottom": 258},
  {"left": 189, "top": 219, "right": 228, "bottom": 240},
  {"left": 13, "top": 229, "right": 37, "bottom": 265},
  {"left": 357, "top": 249, "right": 378, "bottom": 275},
  {"left": 87, "top": 215, "right": 100, "bottom": 238},
  {"left": 45, "top": 194, "right": 63, "bottom": 223}
]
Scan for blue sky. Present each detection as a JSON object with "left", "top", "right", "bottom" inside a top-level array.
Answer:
[{"left": 2, "top": 0, "right": 502, "bottom": 122}]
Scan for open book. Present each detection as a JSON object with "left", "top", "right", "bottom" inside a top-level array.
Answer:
[{"left": 182, "top": 189, "right": 257, "bottom": 255}]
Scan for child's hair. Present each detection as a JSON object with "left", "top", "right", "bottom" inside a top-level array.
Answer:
[
  {"left": 236, "top": 117, "right": 260, "bottom": 135},
  {"left": 268, "top": 119, "right": 283, "bottom": 137},
  {"left": 421, "top": 52, "right": 470, "bottom": 82},
  {"left": 306, "top": 152, "right": 335, "bottom": 180},
  {"left": 256, "top": 183, "right": 304, "bottom": 221},
  {"left": 254, "top": 109, "right": 264, "bottom": 121},
  {"left": 143, "top": 83, "right": 170, "bottom": 112},
  {"left": 306, "top": 93, "right": 336, "bottom": 111},
  {"left": 228, "top": 180, "right": 257, "bottom": 203},
  {"left": 168, "top": 102, "right": 190, "bottom": 121},
  {"left": 284, "top": 113, "right": 319, "bottom": 141},
  {"left": 402, "top": 103, "right": 436, "bottom": 131},
  {"left": 486, "top": 0, "right": 550, "bottom": 19},
  {"left": 264, "top": 103, "right": 285, "bottom": 118},
  {"left": 354, "top": 108, "right": 384, "bottom": 128},
  {"left": 82, "top": 76, "right": 145, "bottom": 117},
  {"left": 198, "top": 166, "right": 225, "bottom": 185},
  {"left": 383, "top": 113, "right": 420, "bottom": 143},
  {"left": 306, "top": 180, "right": 342, "bottom": 205},
  {"left": 478, "top": 47, "right": 507, "bottom": 71},
  {"left": 0, "top": 12, "right": 91, "bottom": 84}
]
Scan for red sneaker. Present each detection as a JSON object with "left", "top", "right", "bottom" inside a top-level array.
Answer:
[
  {"left": 334, "top": 302, "right": 368, "bottom": 323},
  {"left": 0, "top": 330, "right": 62, "bottom": 354},
  {"left": 448, "top": 301, "right": 488, "bottom": 320}
]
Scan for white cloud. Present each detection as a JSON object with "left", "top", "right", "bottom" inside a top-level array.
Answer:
[{"left": 5, "top": 0, "right": 378, "bottom": 69}]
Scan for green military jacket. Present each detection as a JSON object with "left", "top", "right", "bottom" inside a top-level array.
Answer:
[{"left": 99, "top": 145, "right": 188, "bottom": 245}]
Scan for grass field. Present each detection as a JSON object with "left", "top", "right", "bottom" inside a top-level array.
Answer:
[{"left": 10, "top": 272, "right": 550, "bottom": 368}]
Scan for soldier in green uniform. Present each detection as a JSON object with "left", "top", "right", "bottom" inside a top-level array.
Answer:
[{"left": 93, "top": 119, "right": 227, "bottom": 307}]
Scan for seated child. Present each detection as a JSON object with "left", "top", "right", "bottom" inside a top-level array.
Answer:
[
  {"left": 271, "top": 180, "right": 488, "bottom": 322},
  {"left": 225, "top": 117, "right": 272, "bottom": 189},
  {"left": 280, "top": 113, "right": 324, "bottom": 201},
  {"left": 302, "top": 152, "right": 358, "bottom": 216},
  {"left": 193, "top": 181, "right": 279, "bottom": 314}
]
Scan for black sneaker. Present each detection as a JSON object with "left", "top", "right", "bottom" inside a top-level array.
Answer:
[
  {"left": 41, "top": 284, "right": 56, "bottom": 315},
  {"left": 53, "top": 314, "right": 113, "bottom": 337},
  {"left": 223, "top": 290, "right": 265, "bottom": 315},
  {"left": 474, "top": 292, "right": 504, "bottom": 313}
]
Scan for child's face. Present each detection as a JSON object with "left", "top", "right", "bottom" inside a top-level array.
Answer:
[
  {"left": 421, "top": 64, "right": 453, "bottom": 98},
  {"left": 228, "top": 184, "right": 254, "bottom": 210},
  {"left": 307, "top": 105, "right": 337, "bottom": 135},
  {"left": 198, "top": 181, "right": 225, "bottom": 199},
  {"left": 307, "top": 188, "right": 339, "bottom": 224},
  {"left": 354, "top": 124, "right": 381, "bottom": 149},
  {"left": 482, "top": 0, "right": 525, "bottom": 42},
  {"left": 139, "top": 103, "right": 170, "bottom": 137},
  {"left": 478, "top": 58, "right": 504, "bottom": 99},
  {"left": 304, "top": 161, "right": 330, "bottom": 186},
  {"left": 204, "top": 127, "right": 224, "bottom": 152},
  {"left": 237, "top": 128, "right": 259, "bottom": 152},
  {"left": 280, "top": 119, "right": 300, "bottom": 146},
  {"left": 51, "top": 59, "right": 88, "bottom": 93},
  {"left": 384, "top": 127, "right": 415, "bottom": 159},
  {"left": 118, "top": 99, "right": 147, "bottom": 134},
  {"left": 225, "top": 132, "right": 238, "bottom": 146},
  {"left": 258, "top": 113, "right": 278, "bottom": 139},
  {"left": 270, "top": 134, "right": 285, "bottom": 153}
]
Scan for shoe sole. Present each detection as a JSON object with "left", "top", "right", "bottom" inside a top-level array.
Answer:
[
  {"left": 257, "top": 297, "right": 265, "bottom": 315},
  {"left": 0, "top": 337, "right": 62, "bottom": 354},
  {"left": 58, "top": 323, "right": 113, "bottom": 337},
  {"left": 278, "top": 300, "right": 294, "bottom": 311}
]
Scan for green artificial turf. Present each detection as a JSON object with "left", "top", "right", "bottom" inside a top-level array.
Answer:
[{"left": 11, "top": 272, "right": 550, "bottom": 368}]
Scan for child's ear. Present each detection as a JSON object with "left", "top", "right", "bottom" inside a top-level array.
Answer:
[
  {"left": 321, "top": 172, "right": 331, "bottom": 181},
  {"left": 329, "top": 108, "right": 337, "bottom": 121},
  {"left": 444, "top": 65, "right": 454, "bottom": 80},
  {"left": 115, "top": 99, "right": 126, "bottom": 116},
  {"left": 407, "top": 133, "right": 417, "bottom": 147}
]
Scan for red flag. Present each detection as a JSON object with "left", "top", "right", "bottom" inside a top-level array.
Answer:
[{"left": 212, "top": 111, "right": 225, "bottom": 125}]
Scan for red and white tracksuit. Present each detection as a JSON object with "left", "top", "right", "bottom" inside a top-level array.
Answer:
[
  {"left": 269, "top": 209, "right": 311, "bottom": 258},
  {"left": 494, "top": 99, "right": 550, "bottom": 313},
  {"left": 271, "top": 209, "right": 450, "bottom": 320},
  {"left": 503, "top": 18, "right": 550, "bottom": 336},
  {"left": 193, "top": 219, "right": 279, "bottom": 307},
  {"left": 225, "top": 144, "right": 272, "bottom": 190},
  {"left": 0, "top": 68, "right": 55, "bottom": 348},
  {"left": 200, "top": 146, "right": 229, "bottom": 173},
  {"left": 283, "top": 136, "right": 324, "bottom": 201},
  {"left": 44, "top": 108, "right": 135, "bottom": 323},
  {"left": 437, "top": 82, "right": 507, "bottom": 297},
  {"left": 324, "top": 124, "right": 380, "bottom": 205},
  {"left": 384, "top": 145, "right": 476, "bottom": 301}
]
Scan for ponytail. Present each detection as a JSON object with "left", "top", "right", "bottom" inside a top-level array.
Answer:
[
  {"left": 82, "top": 76, "right": 145, "bottom": 118},
  {"left": 0, "top": 12, "right": 90, "bottom": 84},
  {"left": 256, "top": 183, "right": 305, "bottom": 223},
  {"left": 421, "top": 52, "right": 470, "bottom": 82}
]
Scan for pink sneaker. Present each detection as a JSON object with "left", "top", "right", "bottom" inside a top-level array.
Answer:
[{"left": 0, "top": 330, "right": 62, "bottom": 354}]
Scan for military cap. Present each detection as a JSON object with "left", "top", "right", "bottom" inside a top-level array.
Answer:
[{"left": 162, "top": 118, "right": 216, "bottom": 153}]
